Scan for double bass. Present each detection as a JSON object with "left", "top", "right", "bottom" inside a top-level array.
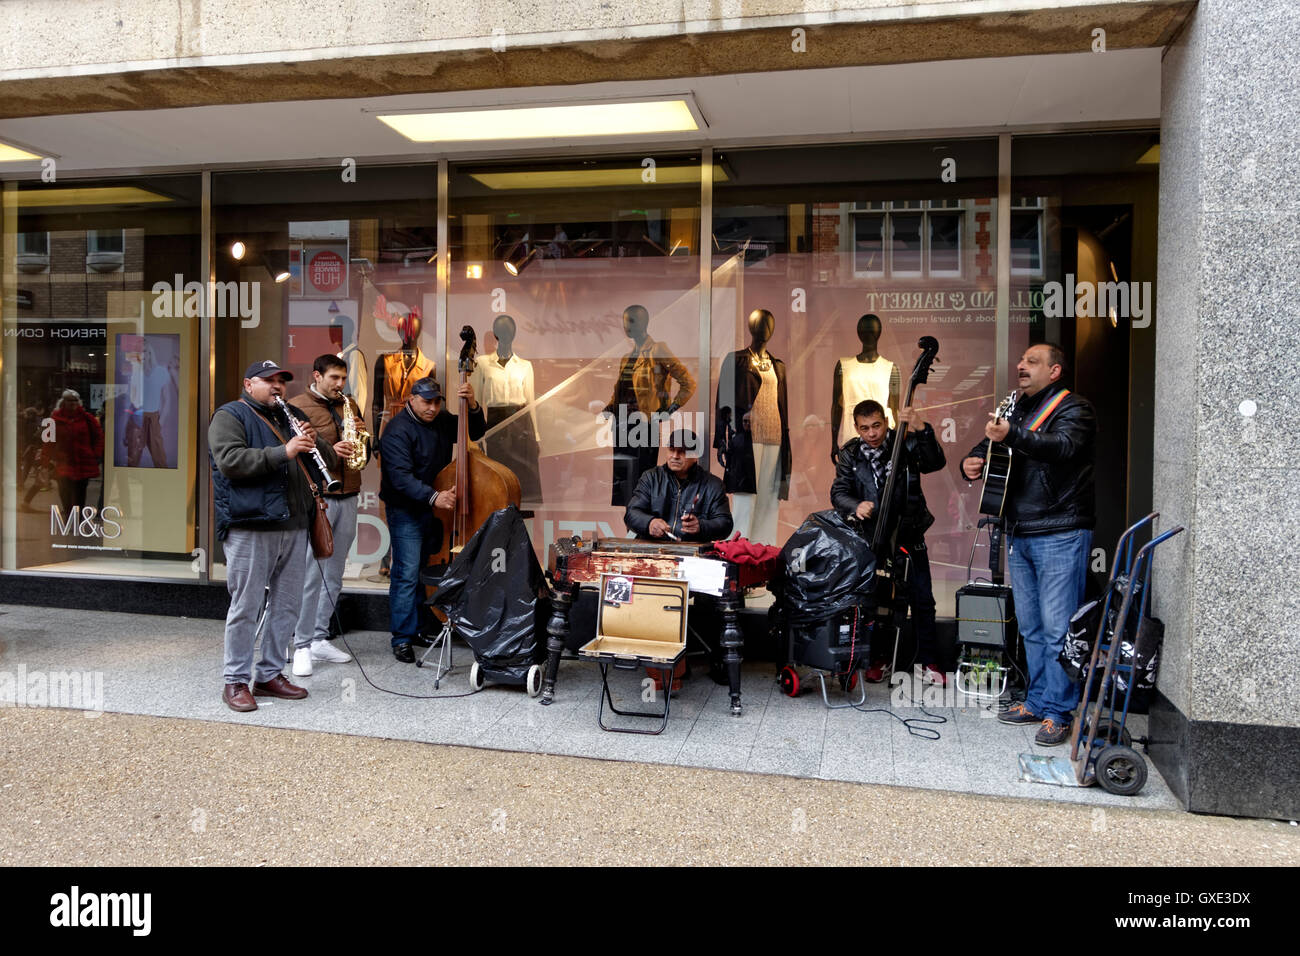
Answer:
[
  {"left": 869, "top": 335, "right": 940, "bottom": 598},
  {"left": 431, "top": 326, "right": 522, "bottom": 566}
]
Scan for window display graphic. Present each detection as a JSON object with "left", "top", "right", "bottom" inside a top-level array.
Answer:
[{"left": 114, "top": 333, "right": 180, "bottom": 469}]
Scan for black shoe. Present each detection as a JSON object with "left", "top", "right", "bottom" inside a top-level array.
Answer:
[
  {"left": 393, "top": 643, "right": 415, "bottom": 664},
  {"left": 997, "top": 701, "right": 1040, "bottom": 724},
  {"left": 1035, "top": 717, "right": 1072, "bottom": 747},
  {"left": 410, "top": 633, "right": 434, "bottom": 649}
]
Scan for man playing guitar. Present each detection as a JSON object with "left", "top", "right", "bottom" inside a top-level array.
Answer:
[{"left": 960, "top": 343, "right": 1097, "bottom": 747}]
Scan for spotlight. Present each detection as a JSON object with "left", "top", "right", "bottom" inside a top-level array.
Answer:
[
  {"left": 230, "top": 240, "right": 247, "bottom": 260},
  {"left": 504, "top": 246, "right": 538, "bottom": 276}
]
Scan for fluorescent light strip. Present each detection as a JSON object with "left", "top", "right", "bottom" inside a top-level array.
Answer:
[
  {"left": 16, "top": 186, "right": 173, "bottom": 208},
  {"left": 469, "top": 165, "right": 726, "bottom": 191},
  {"left": 377, "top": 100, "right": 698, "bottom": 142},
  {"left": 0, "top": 142, "right": 42, "bottom": 162}
]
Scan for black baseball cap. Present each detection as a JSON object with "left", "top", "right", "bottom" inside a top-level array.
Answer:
[
  {"left": 244, "top": 359, "right": 293, "bottom": 381},
  {"left": 410, "top": 377, "right": 442, "bottom": 401}
]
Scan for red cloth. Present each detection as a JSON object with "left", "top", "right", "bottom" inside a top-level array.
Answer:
[{"left": 709, "top": 537, "right": 781, "bottom": 566}]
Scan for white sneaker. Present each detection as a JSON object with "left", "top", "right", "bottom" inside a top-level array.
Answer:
[
  {"left": 292, "top": 646, "right": 313, "bottom": 677},
  {"left": 310, "top": 639, "right": 351, "bottom": 664}
]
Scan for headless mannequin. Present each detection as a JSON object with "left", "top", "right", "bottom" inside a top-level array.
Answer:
[
  {"left": 831, "top": 313, "right": 899, "bottom": 462},
  {"left": 372, "top": 313, "right": 434, "bottom": 439},
  {"left": 718, "top": 308, "right": 789, "bottom": 545},
  {"left": 471, "top": 313, "right": 543, "bottom": 503}
]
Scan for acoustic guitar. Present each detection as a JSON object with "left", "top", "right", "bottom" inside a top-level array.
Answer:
[{"left": 978, "top": 390, "right": 1018, "bottom": 517}]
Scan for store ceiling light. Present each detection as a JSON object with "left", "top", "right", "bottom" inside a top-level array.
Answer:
[
  {"left": 470, "top": 165, "right": 726, "bottom": 191},
  {"left": 230, "top": 241, "right": 247, "bottom": 260},
  {"left": 0, "top": 141, "right": 42, "bottom": 162},
  {"left": 503, "top": 246, "right": 538, "bottom": 277},
  {"left": 15, "top": 186, "right": 172, "bottom": 208},
  {"left": 375, "top": 98, "right": 701, "bottom": 143}
]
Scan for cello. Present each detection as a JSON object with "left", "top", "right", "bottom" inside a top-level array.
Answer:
[{"left": 431, "top": 326, "right": 522, "bottom": 566}]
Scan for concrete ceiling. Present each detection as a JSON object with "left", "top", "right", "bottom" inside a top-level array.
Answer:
[{"left": 0, "top": 48, "right": 1160, "bottom": 176}]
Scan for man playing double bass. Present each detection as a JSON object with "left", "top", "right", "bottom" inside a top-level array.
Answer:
[
  {"left": 830, "top": 399, "right": 946, "bottom": 685},
  {"left": 379, "top": 376, "right": 485, "bottom": 663}
]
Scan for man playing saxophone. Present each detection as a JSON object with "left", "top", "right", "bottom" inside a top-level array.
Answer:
[{"left": 289, "top": 353, "right": 372, "bottom": 676}]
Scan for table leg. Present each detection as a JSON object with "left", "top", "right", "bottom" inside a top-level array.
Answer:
[
  {"left": 720, "top": 589, "right": 743, "bottom": 716},
  {"left": 540, "top": 581, "right": 575, "bottom": 705}
]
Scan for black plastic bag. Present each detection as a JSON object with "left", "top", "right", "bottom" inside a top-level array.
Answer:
[
  {"left": 1059, "top": 597, "right": 1103, "bottom": 682},
  {"left": 431, "top": 504, "right": 545, "bottom": 681},
  {"left": 776, "top": 510, "right": 877, "bottom": 625}
]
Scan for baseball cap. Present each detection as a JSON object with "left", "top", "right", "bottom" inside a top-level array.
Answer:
[
  {"left": 244, "top": 359, "right": 293, "bottom": 381},
  {"left": 410, "top": 377, "right": 443, "bottom": 401}
]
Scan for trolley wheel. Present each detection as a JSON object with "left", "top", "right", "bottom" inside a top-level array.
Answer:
[
  {"left": 1084, "top": 716, "right": 1132, "bottom": 748},
  {"left": 468, "top": 661, "right": 485, "bottom": 693},
  {"left": 1096, "top": 745, "right": 1148, "bottom": 796},
  {"left": 414, "top": 659, "right": 423, "bottom": 668},
  {"left": 526, "top": 664, "right": 543, "bottom": 698},
  {"left": 777, "top": 665, "right": 800, "bottom": 697},
  {"left": 839, "top": 670, "right": 860, "bottom": 692}
]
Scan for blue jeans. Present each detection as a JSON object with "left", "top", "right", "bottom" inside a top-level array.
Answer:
[
  {"left": 387, "top": 505, "right": 439, "bottom": 647},
  {"left": 1008, "top": 528, "right": 1091, "bottom": 723}
]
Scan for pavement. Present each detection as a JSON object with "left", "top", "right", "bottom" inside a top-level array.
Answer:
[{"left": 1, "top": 603, "right": 1297, "bottom": 865}]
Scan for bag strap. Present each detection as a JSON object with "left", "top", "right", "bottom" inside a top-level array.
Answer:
[{"left": 240, "top": 399, "right": 322, "bottom": 498}]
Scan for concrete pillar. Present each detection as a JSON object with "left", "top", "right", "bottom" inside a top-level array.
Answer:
[{"left": 1151, "top": 0, "right": 1300, "bottom": 818}]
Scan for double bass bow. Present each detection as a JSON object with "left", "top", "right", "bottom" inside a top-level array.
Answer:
[
  {"left": 431, "top": 326, "right": 522, "bottom": 566},
  {"left": 869, "top": 335, "right": 941, "bottom": 587}
]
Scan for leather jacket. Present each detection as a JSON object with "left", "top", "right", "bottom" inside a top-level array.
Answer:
[
  {"left": 962, "top": 384, "right": 1096, "bottom": 536},
  {"left": 625, "top": 463, "right": 733, "bottom": 542},
  {"left": 603, "top": 336, "right": 696, "bottom": 418},
  {"left": 831, "top": 424, "right": 945, "bottom": 543}
]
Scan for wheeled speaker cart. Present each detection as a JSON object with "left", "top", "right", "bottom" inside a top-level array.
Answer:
[
  {"left": 1019, "top": 513, "right": 1184, "bottom": 796},
  {"left": 775, "top": 604, "right": 871, "bottom": 708}
]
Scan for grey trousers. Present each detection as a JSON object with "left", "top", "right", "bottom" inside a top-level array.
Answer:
[
  {"left": 295, "top": 494, "right": 358, "bottom": 648},
  {"left": 222, "top": 527, "right": 308, "bottom": 685}
]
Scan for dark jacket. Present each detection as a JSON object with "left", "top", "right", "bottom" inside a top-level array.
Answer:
[
  {"left": 625, "top": 463, "right": 733, "bottom": 542},
  {"left": 208, "top": 394, "right": 333, "bottom": 541},
  {"left": 714, "top": 349, "right": 792, "bottom": 499},
  {"left": 831, "top": 424, "right": 946, "bottom": 543},
  {"left": 961, "top": 384, "right": 1096, "bottom": 536},
  {"left": 379, "top": 401, "right": 487, "bottom": 514}
]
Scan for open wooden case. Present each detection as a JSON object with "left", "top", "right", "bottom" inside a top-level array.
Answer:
[{"left": 579, "top": 573, "right": 690, "bottom": 734}]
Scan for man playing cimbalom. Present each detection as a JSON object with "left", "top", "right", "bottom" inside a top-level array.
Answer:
[
  {"left": 209, "top": 360, "right": 338, "bottom": 712},
  {"left": 379, "top": 376, "right": 485, "bottom": 663},
  {"left": 961, "top": 343, "right": 1097, "bottom": 746},
  {"left": 289, "top": 354, "right": 370, "bottom": 676}
]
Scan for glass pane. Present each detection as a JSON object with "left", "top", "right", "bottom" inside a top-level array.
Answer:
[
  {"left": 2, "top": 176, "right": 202, "bottom": 579},
  {"left": 210, "top": 165, "right": 438, "bottom": 588},
  {"left": 713, "top": 140, "right": 999, "bottom": 613},
  {"left": 449, "top": 155, "right": 702, "bottom": 558}
]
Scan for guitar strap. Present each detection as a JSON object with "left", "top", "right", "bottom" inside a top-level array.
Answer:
[{"left": 1026, "top": 388, "right": 1070, "bottom": 432}]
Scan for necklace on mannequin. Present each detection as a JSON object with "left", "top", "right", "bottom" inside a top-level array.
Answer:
[{"left": 748, "top": 348, "right": 772, "bottom": 372}]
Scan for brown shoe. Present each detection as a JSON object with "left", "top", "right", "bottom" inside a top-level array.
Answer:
[
  {"left": 223, "top": 683, "right": 258, "bottom": 712},
  {"left": 252, "top": 675, "right": 308, "bottom": 700}
]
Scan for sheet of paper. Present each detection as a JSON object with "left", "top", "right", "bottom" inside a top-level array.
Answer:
[{"left": 678, "top": 556, "right": 726, "bottom": 596}]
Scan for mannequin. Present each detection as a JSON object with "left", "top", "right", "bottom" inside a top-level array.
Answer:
[
  {"left": 602, "top": 304, "right": 696, "bottom": 507},
  {"left": 372, "top": 309, "right": 435, "bottom": 439},
  {"left": 715, "top": 308, "right": 791, "bottom": 545},
  {"left": 831, "top": 313, "right": 900, "bottom": 461},
  {"left": 471, "top": 314, "right": 543, "bottom": 504}
]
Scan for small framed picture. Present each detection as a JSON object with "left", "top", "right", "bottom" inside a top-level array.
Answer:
[{"left": 603, "top": 575, "right": 633, "bottom": 605}]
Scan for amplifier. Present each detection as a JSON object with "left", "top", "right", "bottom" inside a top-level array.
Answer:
[{"left": 956, "top": 583, "right": 1015, "bottom": 648}]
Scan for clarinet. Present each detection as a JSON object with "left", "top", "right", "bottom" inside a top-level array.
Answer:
[{"left": 274, "top": 396, "right": 342, "bottom": 493}]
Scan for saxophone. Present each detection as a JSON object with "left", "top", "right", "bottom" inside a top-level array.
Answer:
[{"left": 340, "top": 397, "right": 370, "bottom": 470}]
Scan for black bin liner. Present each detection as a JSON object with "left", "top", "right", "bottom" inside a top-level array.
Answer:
[
  {"left": 777, "top": 510, "right": 877, "bottom": 625},
  {"left": 431, "top": 504, "right": 545, "bottom": 682}
]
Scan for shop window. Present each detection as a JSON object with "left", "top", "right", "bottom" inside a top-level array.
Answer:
[
  {"left": 17, "top": 231, "right": 50, "bottom": 274},
  {"left": 86, "top": 228, "right": 125, "bottom": 273}
]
